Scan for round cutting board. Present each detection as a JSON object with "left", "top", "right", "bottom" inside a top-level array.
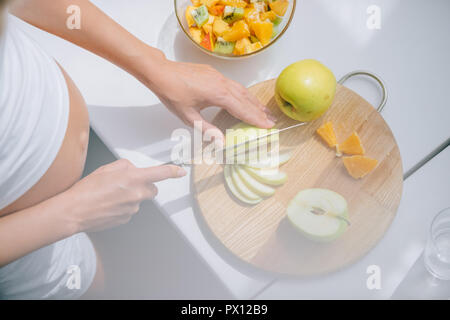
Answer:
[{"left": 193, "top": 79, "right": 403, "bottom": 276}]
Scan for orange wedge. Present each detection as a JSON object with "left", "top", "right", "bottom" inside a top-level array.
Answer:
[
  {"left": 337, "top": 132, "right": 365, "bottom": 155},
  {"left": 343, "top": 155, "right": 378, "bottom": 179},
  {"left": 316, "top": 121, "right": 337, "bottom": 147}
]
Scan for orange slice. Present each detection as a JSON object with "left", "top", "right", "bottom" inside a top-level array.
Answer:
[
  {"left": 269, "top": 0, "right": 289, "bottom": 16},
  {"left": 337, "top": 132, "right": 365, "bottom": 155},
  {"left": 316, "top": 121, "right": 337, "bottom": 147},
  {"left": 343, "top": 155, "right": 378, "bottom": 179}
]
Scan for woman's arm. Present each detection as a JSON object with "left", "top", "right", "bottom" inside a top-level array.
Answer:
[
  {"left": 0, "top": 160, "right": 185, "bottom": 267},
  {"left": 10, "top": 0, "right": 276, "bottom": 139},
  {"left": 0, "top": 188, "right": 79, "bottom": 266}
]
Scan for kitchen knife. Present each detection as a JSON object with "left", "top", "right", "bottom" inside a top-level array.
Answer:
[{"left": 164, "top": 122, "right": 306, "bottom": 166}]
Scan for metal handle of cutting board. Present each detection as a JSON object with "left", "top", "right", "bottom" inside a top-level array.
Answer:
[{"left": 338, "top": 70, "right": 388, "bottom": 113}]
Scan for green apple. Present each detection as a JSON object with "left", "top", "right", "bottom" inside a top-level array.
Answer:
[
  {"left": 230, "top": 166, "right": 262, "bottom": 201},
  {"left": 245, "top": 149, "right": 292, "bottom": 169},
  {"left": 235, "top": 166, "right": 275, "bottom": 197},
  {"left": 225, "top": 122, "right": 278, "bottom": 163},
  {"left": 224, "top": 165, "right": 262, "bottom": 205},
  {"left": 275, "top": 59, "right": 336, "bottom": 122},
  {"left": 244, "top": 166, "right": 287, "bottom": 186},
  {"left": 287, "top": 188, "right": 349, "bottom": 242}
]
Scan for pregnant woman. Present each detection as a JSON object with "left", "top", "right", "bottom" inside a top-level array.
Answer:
[{"left": 0, "top": 0, "right": 274, "bottom": 299}]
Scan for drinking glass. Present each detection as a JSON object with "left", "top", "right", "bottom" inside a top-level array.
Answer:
[{"left": 424, "top": 207, "right": 450, "bottom": 280}]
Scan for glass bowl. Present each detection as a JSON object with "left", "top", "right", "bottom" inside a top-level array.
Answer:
[{"left": 174, "top": 0, "right": 296, "bottom": 60}]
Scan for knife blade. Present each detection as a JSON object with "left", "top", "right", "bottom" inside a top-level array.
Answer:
[{"left": 165, "top": 122, "right": 306, "bottom": 166}]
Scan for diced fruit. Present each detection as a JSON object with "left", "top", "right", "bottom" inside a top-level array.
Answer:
[
  {"left": 272, "top": 16, "right": 283, "bottom": 27},
  {"left": 250, "top": 19, "right": 273, "bottom": 45},
  {"left": 191, "top": 5, "right": 210, "bottom": 27},
  {"left": 200, "top": 32, "right": 214, "bottom": 51},
  {"left": 260, "top": 10, "right": 277, "bottom": 21},
  {"left": 214, "top": 37, "right": 235, "bottom": 54},
  {"left": 224, "top": 166, "right": 262, "bottom": 205},
  {"left": 201, "top": 15, "right": 213, "bottom": 33},
  {"left": 223, "top": 6, "right": 245, "bottom": 24},
  {"left": 249, "top": 41, "right": 263, "bottom": 52},
  {"left": 244, "top": 166, "right": 287, "bottom": 186},
  {"left": 189, "top": 27, "right": 203, "bottom": 43},
  {"left": 213, "top": 18, "right": 230, "bottom": 36},
  {"left": 209, "top": 4, "right": 225, "bottom": 16},
  {"left": 342, "top": 155, "right": 378, "bottom": 179},
  {"left": 202, "top": 23, "right": 213, "bottom": 35},
  {"left": 186, "top": 6, "right": 196, "bottom": 27},
  {"left": 287, "top": 189, "right": 349, "bottom": 242},
  {"left": 185, "top": 0, "right": 290, "bottom": 56},
  {"left": 252, "top": 1, "right": 267, "bottom": 12},
  {"left": 250, "top": 35, "right": 259, "bottom": 43},
  {"left": 244, "top": 8, "right": 260, "bottom": 25},
  {"left": 223, "top": 20, "right": 250, "bottom": 41},
  {"left": 270, "top": 0, "right": 289, "bottom": 16},
  {"left": 316, "top": 121, "right": 337, "bottom": 147},
  {"left": 235, "top": 38, "right": 263, "bottom": 54},
  {"left": 203, "top": 0, "right": 220, "bottom": 8},
  {"left": 230, "top": 166, "right": 262, "bottom": 201},
  {"left": 337, "top": 132, "right": 365, "bottom": 155},
  {"left": 219, "top": 0, "right": 248, "bottom": 8},
  {"left": 234, "top": 37, "right": 252, "bottom": 55},
  {"left": 235, "top": 166, "right": 275, "bottom": 197}
]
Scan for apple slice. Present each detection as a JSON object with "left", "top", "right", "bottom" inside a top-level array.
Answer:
[
  {"left": 230, "top": 166, "right": 262, "bottom": 201},
  {"left": 224, "top": 165, "right": 262, "bottom": 205},
  {"left": 225, "top": 122, "right": 279, "bottom": 163},
  {"left": 235, "top": 166, "right": 275, "bottom": 197},
  {"left": 244, "top": 166, "right": 287, "bottom": 186},
  {"left": 245, "top": 149, "right": 292, "bottom": 169},
  {"left": 287, "top": 188, "right": 349, "bottom": 242}
]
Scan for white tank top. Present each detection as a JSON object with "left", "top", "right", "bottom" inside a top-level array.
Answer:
[{"left": 0, "top": 15, "right": 69, "bottom": 210}]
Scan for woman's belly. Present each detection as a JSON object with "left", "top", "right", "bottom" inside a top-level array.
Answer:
[{"left": 0, "top": 66, "right": 89, "bottom": 216}]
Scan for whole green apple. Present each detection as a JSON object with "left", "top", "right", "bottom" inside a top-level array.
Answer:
[{"left": 275, "top": 59, "right": 336, "bottom": 122}]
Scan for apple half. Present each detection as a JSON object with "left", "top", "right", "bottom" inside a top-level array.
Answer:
[
  {"left": 287, "top": 188, "right": 349, "bottom": 242},
  {"left": 224, "top": 165, "right": 262, "bottom": 205}
]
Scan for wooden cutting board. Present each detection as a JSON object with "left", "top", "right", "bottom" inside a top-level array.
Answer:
[{"left": 193, "top": 79, "right": 403, "bottom": 276}]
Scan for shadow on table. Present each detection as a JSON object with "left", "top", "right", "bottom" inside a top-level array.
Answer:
[
  {"left": 391, "top": 252, "right": 450, "bottom": 300},
  {"left": 87, "top": 103, "right": 190, "bottom": 163},
  {"left": 83, "top": 131, "right": 232, "bottom": 299}
]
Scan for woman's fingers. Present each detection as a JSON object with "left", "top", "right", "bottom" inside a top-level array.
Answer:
[
  {"left": 218, "top": 93, "right": 275, "bottom": 129},
  {"left": 213, "top": 80, "right": 276, "bottom": 128},
  {"left": 184, "top": 109, "right": 225, "bottom": 143},
  {"left": 140, "top": 164, "right": 187, "bottom": 183},
  {"left": 230, "top": 80, "right": 266, "bottom": 111}
]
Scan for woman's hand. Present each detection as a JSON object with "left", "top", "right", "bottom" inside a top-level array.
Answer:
[
  {"left": 143, "top": 59, "right": 277, "bottom": 141},
  {"left": 63, "top": 159, "right": 186, "bottom": 232},
  {"left": 11, "top": 0, "right": 275, "bottom": 141}
]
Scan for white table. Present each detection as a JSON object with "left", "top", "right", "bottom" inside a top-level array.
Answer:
[{"left": 19, "top": 0, "right": 450, "bottom": 298}]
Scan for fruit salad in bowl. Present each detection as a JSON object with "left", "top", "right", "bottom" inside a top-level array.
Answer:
[{"left": 175, "top": 0, "right": 296, "bottom": 59}]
